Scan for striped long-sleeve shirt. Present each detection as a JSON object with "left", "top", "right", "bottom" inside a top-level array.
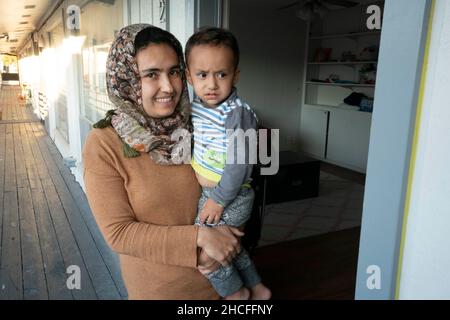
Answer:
[{"left": 191, "top": 88, "right": 258, "bottom": 207}]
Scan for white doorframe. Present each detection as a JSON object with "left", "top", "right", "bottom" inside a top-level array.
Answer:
[{"left": 355, "top": 0, "right": 434, "bottom": 299}]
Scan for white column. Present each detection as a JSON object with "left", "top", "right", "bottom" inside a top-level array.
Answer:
[
  {"left": 66, "top": 44, "right": 84, "bottom": 183},
  {"left": 399, "top": 0, "right": 450, "bottom": 299}
]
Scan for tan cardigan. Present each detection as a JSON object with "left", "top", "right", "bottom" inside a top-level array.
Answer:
[{"left": 83, "top": 127, "right": 219, "bottom": 300}]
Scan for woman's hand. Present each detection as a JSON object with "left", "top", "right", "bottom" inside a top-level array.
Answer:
[
  {"left": 197, "top": 225, "right": 244, "bottom": 267},
  {"left": 197, "top": 249, "right": 221, "bottom": 275}
]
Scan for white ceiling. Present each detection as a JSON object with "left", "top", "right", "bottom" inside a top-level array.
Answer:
[{"left": 0, "top": 0, "right": 54, "bottom": 55}]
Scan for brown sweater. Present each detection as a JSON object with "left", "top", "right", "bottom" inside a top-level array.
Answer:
[{"left": 83, "top": 127, "right": 219, "bottom": 300}]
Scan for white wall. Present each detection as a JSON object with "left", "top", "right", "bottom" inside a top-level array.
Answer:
[
  {"left": 399, "top": 0, "right": 450, "bottom": 299},
  {"left": 169, "top": 0, "right": 195, "bottom": 50},
  {"left": 127, "top": 0, "right": 153, "bottom": 24},
  {"left": 228, "top": 0, "right": 307, "bottom": 151}
]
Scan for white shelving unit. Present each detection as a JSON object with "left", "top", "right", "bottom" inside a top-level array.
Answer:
[
  {"left": 299, "top": 2, "right": 384, "bottom": 173},
  {"left": 304, "top": 29, "right": 380, "bottom": 107}
]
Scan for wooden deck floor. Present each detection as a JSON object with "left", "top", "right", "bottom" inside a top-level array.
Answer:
[
  {"left": 0, "top": 86, "right": 127, "bottom": 299},
  {"left": 0, "top": 86, "right": 38, "bottom": 123}
]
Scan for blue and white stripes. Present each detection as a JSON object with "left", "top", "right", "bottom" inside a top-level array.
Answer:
[{"left": 191, "top": 94, "right": 254, "bottom": 180}]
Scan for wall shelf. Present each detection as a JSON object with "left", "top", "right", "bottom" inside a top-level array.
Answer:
[
  {"left": 305, "top": 82, "right": 375, "bottom": 87},
  {"left": 309, "top": 31, "right": 381, "bottom": 40},
  {"left": 308, "top": 61, "right": 378, "bottom": 65}
]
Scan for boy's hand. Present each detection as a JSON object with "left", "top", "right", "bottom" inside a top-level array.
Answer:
[{"left": 200, "top": 198, "right": 224, "bottom": 225}]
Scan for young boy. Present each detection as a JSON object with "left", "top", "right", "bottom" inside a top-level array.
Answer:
[{"left": 185, "top": 27, "right": 271, "bottom": 300}]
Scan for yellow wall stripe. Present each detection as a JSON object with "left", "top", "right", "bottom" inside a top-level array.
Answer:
[{"left": 395, "top": 0, "right": 436, "bottom": 300}]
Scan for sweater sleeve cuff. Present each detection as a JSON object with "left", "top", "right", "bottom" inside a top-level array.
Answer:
[
  {"left": 210, "top": 189, "right": 231, "bottom": 208},
  {"left": 164, "top": 225, "right": 199, "bottom": 268}
]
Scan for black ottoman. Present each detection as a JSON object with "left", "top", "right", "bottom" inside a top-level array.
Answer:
[
  {"left": 243, "top": 151, "right": 321, "bottom": 252},
  {"left": 255, "top": 151, "right": 320, "bottom": 205}
]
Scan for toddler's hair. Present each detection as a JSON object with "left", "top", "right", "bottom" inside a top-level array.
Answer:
[{"left": 185, "top": 27, "right": 240, "bottom": 69}]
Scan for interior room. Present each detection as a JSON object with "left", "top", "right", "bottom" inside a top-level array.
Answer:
[{"left": 228, "top": 0, "right": 384, "bottom": 246}]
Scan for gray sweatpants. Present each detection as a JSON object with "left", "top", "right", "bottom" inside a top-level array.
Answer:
[{"left": 195, "top": 187, "right": 262, "bottom": 297}]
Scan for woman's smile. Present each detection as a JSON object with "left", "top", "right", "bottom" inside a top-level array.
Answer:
[{"left": 154, "top": 95, "right": 175, "bottom": 103}]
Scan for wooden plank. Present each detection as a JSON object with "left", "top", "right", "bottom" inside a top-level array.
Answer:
[
  {"left": 1, "top": 89, "right": 7, "bottom": 120},
  {"left": 26, "top": 123, "right": 98, "bottom": 300},
  {"left": 13, "top": 124, "right": 28, "bottom": 188},
  {"left": 25, "top": 123, "right": 51, "bottom": 181},
  {"left": 13, "top": 94, "right": 20, "bottom": 121},
  {"left": 31, "top": 123, "right": 122, "bottom": 300},
  {"left": 20, "top": 103, "right": 27, "bottom": 120},
  {"left": 0, "top": 87, "right": 27, "bottom": 122},
  {"left": 25, "top": 104, "right": 37, "bottom": 122},
  {"left": 0, "top": 124, "right": 5, "bottom": 294},
  {"left": 0, "top": 120, "right": 41, "bottom": 124},
  {"left": 6, "top": 100, "right": 11, "bottom": 120},
  {"left": 7, "top": 89, "right": 14, "bottom": 120},
  {"left": 22, "top": 123, "right": 73, "bottom": 300},
  {"left": 19, "top": 123, "right": 40, "bottom": 190},
  {"left": 31, "top": 188, "right": 73, "bottom": 300},
  {"left": 18, "top": 186, "right": 49, "bottom": 299},
  {"left": 0, "top": 122, "right": 19, "bottom": 297},
  {"left": 4, "top": 124, "right": 16, "bottom": 191},
  {"left": 0, "top": 191, "right": 22, "bottom": 299},
  {"left": 17, "top": 100, "right": 23, "bottom": 120},
  {"left": 11, "top": 95, "right": 17, "bottom": 120},
  {"left": 13, "top": 123, "right": 48, "bottom": 299},
  {"left": 40, "top": 177, "right": 98, "bottom": 299},
  {"left": 43, "top": 132, "right": 127, "bottom": 299},
  {"left": 65, "top": 187, "right": 128, "bottom": 299},
  {"left": 0, "top": 125, "right": 6, "bottom": 259}
]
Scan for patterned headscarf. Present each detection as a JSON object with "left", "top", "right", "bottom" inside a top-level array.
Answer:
[{"left": 95, "top": 23, "right": 192, "bottom": 165}]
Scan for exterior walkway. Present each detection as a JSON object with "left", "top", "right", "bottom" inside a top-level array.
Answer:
[{"left": 0, "top": 86, "right": 127, "bottom": 299}]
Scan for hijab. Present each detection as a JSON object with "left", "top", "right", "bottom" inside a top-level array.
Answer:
[{"left": 94, "top": 23, "right": 192, "bottom": 165}]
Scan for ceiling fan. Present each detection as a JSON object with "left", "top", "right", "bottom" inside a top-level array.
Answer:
[{"left": 277, "top": 0, "right": 359, "bottom": 21}]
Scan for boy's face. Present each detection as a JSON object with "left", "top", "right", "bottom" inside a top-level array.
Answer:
[{"left": 186, "top": 44, "right": 239, "bottom": 107}]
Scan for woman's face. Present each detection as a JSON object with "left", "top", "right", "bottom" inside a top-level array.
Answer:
[{"left": 135, "top": 43, "right": 183, "bottom": 118}]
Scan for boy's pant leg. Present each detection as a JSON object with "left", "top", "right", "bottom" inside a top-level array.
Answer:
[
  {"left": 196, "top": 187, "right": 262, "bottom": 294},
  {"left": 217, "top": 188, "right": 262, "bottom": 289},
  {"left": 195, "top": 188, "right": 243, "bottom": 297},
  {"left": 233, "top": 248, "right": 262, "bottom": 289},
  {"left": 204, "top": 264, "right": 243, "bottom": 297}
]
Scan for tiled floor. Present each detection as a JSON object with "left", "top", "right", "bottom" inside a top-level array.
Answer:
[{"left": 258, "top": 171, "right": 365, "bottom": 247}]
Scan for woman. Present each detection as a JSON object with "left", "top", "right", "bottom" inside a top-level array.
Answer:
[{"left": 83, "top": 24, "right": 242, "bottom": 300}]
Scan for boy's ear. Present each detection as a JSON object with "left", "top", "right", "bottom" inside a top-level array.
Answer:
[
  {"left": 233, "top": 68, "right": 240, "bottom": 85},
  {"left": 185, "top": 69, "right": 193, "bottom": 85}
]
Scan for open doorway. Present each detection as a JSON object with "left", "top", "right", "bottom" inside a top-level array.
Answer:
[
  {"left": 227, "top": 0, "right": 384, "bottom": 298},
  {"left": 1, "top": 53, "right": 20, "bottom": 86}
]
